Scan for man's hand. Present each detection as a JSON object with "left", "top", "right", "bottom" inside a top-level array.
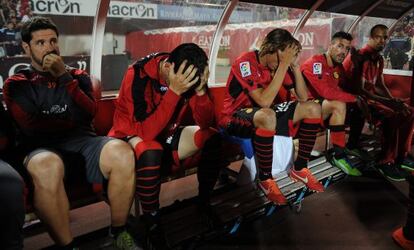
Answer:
[
  {"left": 391, "top": 98, "right": 411, "bottom": 117},
  {"left": 195, "top": 66, "right": 209, "bottom": 96},
  {"left": 42, "top": 53, "right": 66, "bottom": 78},
  {"left": 167, "top": 60, "right": 199, "bottom": 96},
  {"left": 279, "top": 43, "right": 300, "bottom": 66},
  {"left": 289, "top": 46, "right": 302, "bottom": 70}
]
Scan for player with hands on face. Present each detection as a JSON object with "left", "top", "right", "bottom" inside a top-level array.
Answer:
[
  {"left": 220, "top": 28, "right": 325, "bottom": 206},
  {"left": 109, "top": 43, "right": 225, "bottom": 248}
]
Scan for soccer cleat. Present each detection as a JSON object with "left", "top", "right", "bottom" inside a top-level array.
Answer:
[
  {"left": 400, "top": 157, "right": 414, "bottom": 172},
  {"left": 141, "top": 213, "right": 168, "bottom": 250},
  {"left": 344, "top": 147, "right": 372, "bottom": 161},
  {"left": 392, "top": 227, "right": 414, "bottom": 250},
  {"left": 344, "top": 148, "right": 363, "bottom": 158},
  {"left": 114, "top": 231, "right": 142, "bottom": 250},
  {"left": 289, "top": 167, "right": 324, "bottom": 192},
  {"left": 258, "top": 178, "right": 287, "bottom": 205},
  {"left": 344, "top": 147, "right": 363, "bottom": 158},
  {"left": 331, "top": 156, "right": 362, "bottom": 176},
  {"left": 377, "top": 163, "right": 408, "bottom": 182}
]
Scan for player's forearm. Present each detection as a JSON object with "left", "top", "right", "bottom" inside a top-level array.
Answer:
[{"left": 258, "top": 63, "right": 289, "bottom": 107}]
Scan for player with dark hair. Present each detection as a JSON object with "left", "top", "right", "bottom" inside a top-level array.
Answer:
[
  {"left": 343, "top": 24, "right": 414, "bottom": 181},
  {"left": 219, "top": 28, "right": 325, "bottom": 206},
  {"left": 109, "top": 43, "right": 224, "bottom": 247},
  {"left": 301, "top": 31, "right": 364, "bottom": 176},
  {"left": 4, "top": 17, "right": 138, "bottom": 249}
]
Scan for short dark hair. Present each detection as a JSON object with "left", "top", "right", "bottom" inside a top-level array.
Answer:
[
  {"left": 331, "top": 31, "right": 353, "bottom": 42},
  {"left": 167, "top": 43, "right": 208, "bottom": 95},
  {"left": 259, "top": 28, "right": 297, "bottom": 57},
  {"left": 370, "top": 24, "right": 388, "bottom": 37},
  {"left": 21, "top": 16, "right": 59, "bottom": 44}
]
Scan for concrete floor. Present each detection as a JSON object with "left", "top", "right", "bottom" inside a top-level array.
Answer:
[
  {"left": 23, "top": 168, "right": 409, "bottom": 250},
  {"left": 200, "top": 175, "right": 408, "bottom": 250}
]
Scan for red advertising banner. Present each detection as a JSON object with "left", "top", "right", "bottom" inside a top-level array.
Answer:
[{"left": 126, "top": 18, "right": 332, "bottom": 65}]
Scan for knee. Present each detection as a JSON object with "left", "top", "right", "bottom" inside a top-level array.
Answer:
[
  {"left": 105, "top": 140, "right": 135, "bottom": 174},
  {"left": 304, "top": 103, "right": 322, "bottom": 118},
  {"left": 134, "top": 140, "right": 163, "bottom": 159},
  {"left": 253, "top": 108, "right": 276, "bottom": 130},
  {"left": 27, "top": 152, "right": 64, "bottom": 191},
  {"left": 330, "top": 101, "right": 346, "bottom": 117},
  {"left": 134, "top": 141, "right": 163, "bottom": 171}
]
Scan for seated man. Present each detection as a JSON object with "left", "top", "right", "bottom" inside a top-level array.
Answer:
[
  {"left": 342, "top": 24, "right": 414, "bottom": 181},
  {"left": 301, "top": 31, "right": 363, "bottom": 176},
  {"left": 219, "top": 28, "right": 324, "bottom": 206},
  {"left": 108, "top": 43, "right": 224, "bottom": 244},
  {"left": 0, "top": 104, "right": 25, "bottom": 250},
  {"left": 3, "top": 17, "right": 137, "bottom": 250}
]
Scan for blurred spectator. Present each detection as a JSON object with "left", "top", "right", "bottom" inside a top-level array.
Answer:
[
  {"left": 384, "top": 27, "right": 411, "bottom": 70},
  {"left": 0, "top": 0, "right": 27, "bottom": 57},
  {"left": 21, "top": 6, "right": 33, "bottom": 23},
  {"left": 404, "top": 20, "right": 414, "bottom": 36},
  {"left": 0, "top": 5, "right": 6, "bottom": 27},
  {"left": 0, "top": 20, "right": 22, "bottom": 56},
  {"left": 410, "top": 34, "right": 414, "bottom": 71}
]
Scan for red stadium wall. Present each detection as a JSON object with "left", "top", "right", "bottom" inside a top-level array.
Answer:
[
  {"left": 125, "top": 19, "right": 332, "bottom": 64},
  {"left": 384, "top": 73, "right": 412, "bottom": 100}
]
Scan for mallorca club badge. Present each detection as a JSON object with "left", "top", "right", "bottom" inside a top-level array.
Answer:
[{"left": 333, "top": 71, "right": 340, "bottom": 79}]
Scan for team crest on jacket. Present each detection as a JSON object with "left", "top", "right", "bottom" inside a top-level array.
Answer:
[
  {"left": 313, "top": 63, "right": 322, "bottom": 74},
  {"left": 333, "top": 72, "right": 339, "bottom": 79},
  {"left": 240, "top": 61, "right": 252, "bottom": 77}
]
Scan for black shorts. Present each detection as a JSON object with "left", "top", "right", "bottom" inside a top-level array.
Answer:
[
  {"left": 16, "top": 135, "right": 114, "bottom": 184},
  {"left": 223, "top": 101, "right": 298, "bottom": 138},
  {"left": 272, "top": 101, "right": 298, "bottom": 136}
]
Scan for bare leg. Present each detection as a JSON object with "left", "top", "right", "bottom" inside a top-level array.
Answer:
[
  {"left": 27, "top": 151, "right": 72, "bottom": 245},
  {"left": 99, "top": 140, "right": 135, "bottom": 226},
  {"left": 177, "top": 126, "right": 202, "bottom": 160},
  {"left": 321, "top": 100, "right": 346, "bottom": 126}
]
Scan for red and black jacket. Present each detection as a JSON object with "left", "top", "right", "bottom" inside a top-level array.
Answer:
[
  {"left": 109, "top": 53, "right": 215, "bottom": 141},
  {"left": 3, "top": 66, "right": 97, "bottom": 145}
]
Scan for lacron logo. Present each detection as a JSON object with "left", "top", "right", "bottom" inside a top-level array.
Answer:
[
  {"left": 31, "top": 0, "right": 80, "bottom": 14},
  {"left": 108, "top": 3, "right": 156, "bottom": 18}
]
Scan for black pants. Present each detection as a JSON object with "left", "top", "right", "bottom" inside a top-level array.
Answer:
[{"left": 0, "top": 159, "right": 24, "bottom": 250}]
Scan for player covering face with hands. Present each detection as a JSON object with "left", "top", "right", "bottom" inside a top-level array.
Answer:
[
  {"left": 220, "top": 28, "right": 324, "bottom": 206},
  {"left": 109, "top": 43, "right": 225, "bottom": 249}
]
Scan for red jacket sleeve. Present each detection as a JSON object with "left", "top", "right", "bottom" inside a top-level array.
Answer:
[
  {"left": 189, "top": 92, "right": 215, "bottom": 129},
  {"left": 302, "top": 63, "right": 356, "bottom": 103},
  {"left": 110, "top": 66, "right": 181, "bottom": 140}
]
